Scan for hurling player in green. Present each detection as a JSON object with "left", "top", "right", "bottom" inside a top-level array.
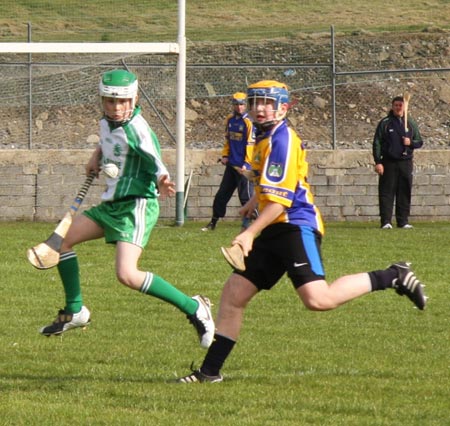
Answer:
[
  {"left": 39, "top": 69, "right": 215, "bottom": 351},
  {"left": 178, "top": 80, "right": 427, "bottom": 383}
]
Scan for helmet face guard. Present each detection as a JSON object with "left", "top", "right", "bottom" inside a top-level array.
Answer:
[
  {"left": 99, "top": 69, "right": 138, "bottom": 124},
  {"left": 247, "top": 80, "right": 290, "bottom": 129}
]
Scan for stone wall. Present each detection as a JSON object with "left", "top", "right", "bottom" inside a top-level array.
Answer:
[{"left": 1, "top": 149, "right": 449, "bottom": 223}]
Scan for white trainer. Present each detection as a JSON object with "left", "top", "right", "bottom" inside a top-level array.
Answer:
[
  {"left": 187, "top": 295, "right": 215, "bottom": 349},
  {"left": 40, "top": 305, "right": 91, "bottom": 336}
]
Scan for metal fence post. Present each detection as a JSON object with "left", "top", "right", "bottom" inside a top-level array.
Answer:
[
  {"left": 27, "top": 22, "right": 32, "bottom": 150},
  {"left": 331, "top": 25, "right": 337, "bottom": 150}
]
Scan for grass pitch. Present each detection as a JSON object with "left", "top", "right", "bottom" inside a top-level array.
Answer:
[{"left": 1, "top": 220, "right": 449, "bottom": 425}]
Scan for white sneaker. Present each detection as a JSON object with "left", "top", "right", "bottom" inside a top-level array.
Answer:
[
  {"left": 40, "top": 305, "right": 91, "bottom": 336},
  {"left": 400, "top": 224, "right": 413, "bottom": 229},
  {"left": 187, "top": 295, "right": 215, "bottom": 349},
  {"left": 381, "top": 223, "right": 393, "bottom": 229}
]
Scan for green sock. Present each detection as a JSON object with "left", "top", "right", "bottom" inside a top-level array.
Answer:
[
  {"left": 140, "top": 272, "right": 198, "bottom": 315},
  {"left": 57, "top": 251, "right": 83, "bottom": 314}
]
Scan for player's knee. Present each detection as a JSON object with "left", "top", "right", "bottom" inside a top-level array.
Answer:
[{"left": 116, "top": 269, "right": 135, "bottom": 288}]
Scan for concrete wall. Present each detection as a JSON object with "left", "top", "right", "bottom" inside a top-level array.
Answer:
[{"left": 1, "top": 149, "right": 449, "bottom": 223}]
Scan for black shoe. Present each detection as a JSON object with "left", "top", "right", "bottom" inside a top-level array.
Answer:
[
  {"left": 201, "top": 221, "right": 217, "bottom": 231},
  {"left": 391, "top": 262, "right": 427, "bottom": 310},
  {"left": 39, "top": 306, "right": 91, "bottom": 336},
  {"left": 178, "top": 368, "right": 223, "bottom": 383}
]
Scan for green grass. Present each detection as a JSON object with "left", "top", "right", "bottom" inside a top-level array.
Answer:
[
  {"left": 1, "top": 220, "right": 450, "bottom": 425},
  {"left": 1, "top": 0, "right": 450, "bottom": 41}
]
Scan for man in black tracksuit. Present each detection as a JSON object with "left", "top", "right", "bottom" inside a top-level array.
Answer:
[{"left": 372, "top": 96, "right": 423, "bottom": 229}]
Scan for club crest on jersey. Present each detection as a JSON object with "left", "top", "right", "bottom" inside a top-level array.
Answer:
[
  {"left": 114, "top": 143, "right": 122, "bottom": 157},
  {"left": 268, "top": 163, "right": 283, "bottom": 178}
]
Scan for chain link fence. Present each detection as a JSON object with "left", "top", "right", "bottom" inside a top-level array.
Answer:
[
  {"left": 333, "top": 30, "right": 450, "bottom": 149},
  {"left": 0, "top": 26, "right": 449, "bottom": 151}
]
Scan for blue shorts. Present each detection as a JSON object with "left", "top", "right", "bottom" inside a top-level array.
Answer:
[{"left": 236, "top": 223, "right": 325, "bottom": 290}]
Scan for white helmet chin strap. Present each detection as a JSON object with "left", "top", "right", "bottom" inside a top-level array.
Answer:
[
  {"left": 102, "top": 96, "right": 137, "bottom": 124},
  {"left": 275, "top": 104, "right": 287, "bottom": 121},
  {"left": 251, "top": 103, "right": 287, "bottom": 131},
  {"left": 105, "top": 108, "right": 133, "bottom": 123}
]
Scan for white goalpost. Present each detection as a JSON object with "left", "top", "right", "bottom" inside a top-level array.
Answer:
[
  {"left": 0, "top": 0, "right": 187, "bottom": 226},
  {"left": 0, "top": 43, "right": 179, "bottom": 54}
]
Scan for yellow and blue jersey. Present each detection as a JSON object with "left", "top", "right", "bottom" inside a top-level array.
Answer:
[
  {"left": 221, "top": 112, "right": 254, "bottom": 169},
  {"left": 251, "top": 120, "right": 324, "bottom": 235}
]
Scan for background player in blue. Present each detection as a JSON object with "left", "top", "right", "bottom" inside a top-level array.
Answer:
[
  {"left": 202, "top": 92, "right": 257, "bottom": 232},
  {"left": 39, "top": 69, "right": 215, "bottom": 351},
  {"left": 179, "top": 80, "right": 427, "bottom": 383}
]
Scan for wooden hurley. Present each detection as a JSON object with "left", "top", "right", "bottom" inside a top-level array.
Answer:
[
  {"left": 26, "top": 172, "right": 96, "bottom": 269},
  {"left": 403, "top": 91, "right": 411, "bottom": 132},
  {"left": 220, "top": 244, "right": 246, "bottom": 272}
]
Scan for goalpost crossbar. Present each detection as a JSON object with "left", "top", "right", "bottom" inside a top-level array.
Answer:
[{"left": 0, "top": 42, "right": 179, "bottom": 54}]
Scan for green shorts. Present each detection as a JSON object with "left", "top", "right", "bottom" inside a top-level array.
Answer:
[{"left": 83, "top": 197, "right": 159, "bottom": 248}]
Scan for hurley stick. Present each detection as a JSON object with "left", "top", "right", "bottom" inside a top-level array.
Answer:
[
  {"left": 26, "top": 172, "right": 96, "bottom": 269},
  {"left": 403, "top": 91, "right": 411, "bottom": 132},
  {"left": 402, "top": 91, "right": 411, "bottom": 155},
  {"left": 221, "top": 244, "right": 246, "bottom": 272}
]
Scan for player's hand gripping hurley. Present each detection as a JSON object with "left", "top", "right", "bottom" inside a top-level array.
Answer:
[{"left": 26, "top": 172, "right": 96, "bottom": 269}]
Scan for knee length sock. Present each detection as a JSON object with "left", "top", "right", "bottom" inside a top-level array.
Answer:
[
  {"left": 140, "top": 272, "right": 198, "bottom": 315},
  {"left": 57, "top": 251, "right": 83, "bottom": 314},
  {"left": 201, "top": 334, "right": 236, "bottom": 377},
  {"left": 368, "top": 266, "right": 398, "bottom": 291}
]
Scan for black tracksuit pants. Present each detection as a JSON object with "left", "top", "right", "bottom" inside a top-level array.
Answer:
[
  {"left": 378, "top": 158, "right": 413, "bottom": 227},
  {"left": 212, "top": 164, "right": 253, "bottom": 218}
]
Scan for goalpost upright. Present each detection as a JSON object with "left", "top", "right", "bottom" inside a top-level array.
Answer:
[
  {"left": 0, "top": 0, "right": 187, "bottom": 226},
  {"left": 176, "top": 0, "right": 187, "bottom": 227}
]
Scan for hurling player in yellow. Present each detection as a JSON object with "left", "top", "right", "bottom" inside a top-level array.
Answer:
[{"left": 178, "top": 80, "right": 427, "bottom": 383}]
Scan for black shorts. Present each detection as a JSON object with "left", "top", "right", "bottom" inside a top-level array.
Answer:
[{"left": 236, "top": 223, "right": 325, "bottom": 290}]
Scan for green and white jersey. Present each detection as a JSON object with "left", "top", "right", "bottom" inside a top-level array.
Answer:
[{"left": 99, "top": 106, "right": 169, "bottom": 202}]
